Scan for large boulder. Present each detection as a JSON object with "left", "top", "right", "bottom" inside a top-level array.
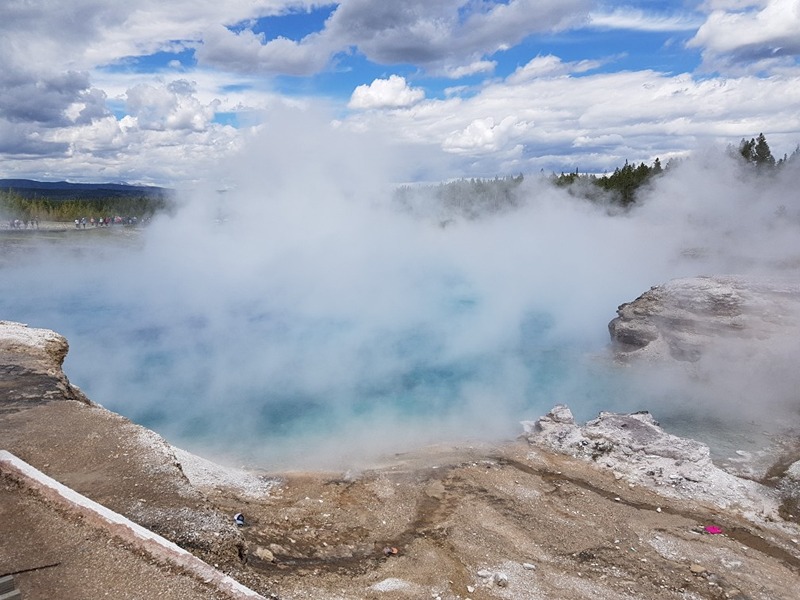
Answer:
[
  {"left": 523, "top": 405, "right": 781, "bottom": 520},
  {"left": 608, "top": 276, "right": 800, "bottom": 362},
  {"left": 0, "top": 320, "right": 90, "bottom": 409}
]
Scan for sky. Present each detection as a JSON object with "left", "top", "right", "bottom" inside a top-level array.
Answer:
[{"left": 1, "top": 1, "right": 800, "bottom": 187}]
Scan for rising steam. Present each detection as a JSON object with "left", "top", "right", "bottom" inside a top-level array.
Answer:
[{"left": 2, "top": 109, "right": 799, "bottom": 468}]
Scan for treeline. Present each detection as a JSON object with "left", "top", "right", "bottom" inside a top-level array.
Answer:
[
  {"left": 396, "top": 134, "right": 798, "bottom": 222},
  {"left": 553, "top": 133, "right": 800, "bottom": 207},
  {"left": 395, "top": 174, "right": 525, "bottom": 220},
  {"left": 0, "top": 187, "right": 175, "bottom": 223},
  {"left": 552, "top": 158, "right": 664, "bottom": 206}
]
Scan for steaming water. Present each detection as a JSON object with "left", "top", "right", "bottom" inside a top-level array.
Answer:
[
  {"left": 0, "top": 214, "right": 646, "bottom": 468},
  {"left": 2, "top": 133, "right": 799, "bottom": 469}
]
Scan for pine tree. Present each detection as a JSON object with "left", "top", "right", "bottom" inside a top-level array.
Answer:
[
  {"left": 739, "top": 133, "right": 775, "bottom": 170},
  {"left": 753, "top": 133, "right": 775, "bottom": 168},
  {"left": 739, "top": 137, "right": 756, "bottom": 162}
]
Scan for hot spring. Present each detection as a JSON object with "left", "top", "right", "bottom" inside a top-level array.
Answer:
[{"left": 2, "top": 136, "right": 799, "bottom": 469}]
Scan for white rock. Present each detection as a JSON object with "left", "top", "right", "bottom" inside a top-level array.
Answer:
[
  {"left": 785, "top": 460, "right": 800, "bottom": 482},
  {"left": 254, "top": 546, "right": 274, "bottom": 562},
  {"left": 523, "top": 405, "right": 782, "bottom": 520},
  {"left": 370, "top": 578, "right": 413, "bottom": 592},
  {"left": 494, "top": 572, "right": 509, "bottom": 587}
]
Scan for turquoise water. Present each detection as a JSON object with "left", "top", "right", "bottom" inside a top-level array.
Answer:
[
  {"left": 6, "top": 156, "right": 795, "bottom": 467},
  {"left": 0, "top": 223, "right": 647, "bottom": 467}
]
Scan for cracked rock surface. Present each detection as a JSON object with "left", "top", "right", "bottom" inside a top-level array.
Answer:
[{"left": 608, "top": 276, "right": 800, "bottom": 362}]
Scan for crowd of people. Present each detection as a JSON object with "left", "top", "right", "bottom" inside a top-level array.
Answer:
[
  {"left": 7, "top": 217, "right": 40, "bottom": 229},
  {"left": 73, "top": 216, "right": 139, "bottom": 228},
  {"left": 4, "top": 215, "right": 147, "bottom": 230}
]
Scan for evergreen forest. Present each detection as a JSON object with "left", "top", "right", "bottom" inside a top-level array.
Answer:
[
  {"left": 396, "top": 133, "right": 798, "bottom": 220},
  {"left": 0, "top": 180, "right": 174, "bottom": 225}
]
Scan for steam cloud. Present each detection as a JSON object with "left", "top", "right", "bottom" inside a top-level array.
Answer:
[{"left": 2, "top": 109, "right": 799, "bottom": 468}]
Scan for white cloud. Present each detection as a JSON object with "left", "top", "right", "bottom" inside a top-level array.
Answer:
[
  {"left": 444, "top": 60, "right": 497, "bottom": 79},
  {"left": 125, "top": 81, "right": 220, "bottom": 132},
  {"left": 588, "top": 8, "right": 703, "bottom": 32},
  {"left": 443, "top": 115, "right": 531, "bottom": 154},
  {"left": 324, "top": 0, "right": 593, "bottom": 75},
  {"left": 342, "top": 63, "right": 800, "bottom": 176},
  {"left": 689, "top": 0, "right": 800, "bottom": 70},
  {"left": 0, "top": 1, "right": 312, "bottom": 73},
  {"left": 2, "top": 0, "right": 800, "bottom": 185},
  {"left": 195, "top": 24, "right": 332, "bottom": 76},
  {"left": 505, "top": 55, "right": 602, "bottom": 83},
  {"left": 348, "top": 75, "right": 425, "bottom": 110},
  {"left": 0, "top": 0, "right": 317, "bottom": 179},
  {"left": 44, "top": 115, "right": 243, "bottom": 186}
]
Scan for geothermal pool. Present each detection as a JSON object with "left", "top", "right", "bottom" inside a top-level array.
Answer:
[{"left": 2, "top": 159, "right": 798, "bottom": 468}]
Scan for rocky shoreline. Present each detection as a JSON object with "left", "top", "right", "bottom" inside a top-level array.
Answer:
[{"left": 2, "top": 275, "right": 800, "bottom": 599}]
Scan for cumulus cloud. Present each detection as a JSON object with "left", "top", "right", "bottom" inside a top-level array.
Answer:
[
  {"left": 193, "top": 1, "right": 594, "bottom": 77},
  {"left": 126, "top": 80, "right": 220, "bottom": 131},
  {"left": 342, "top": 57, "right": 800, "bottom": 176},
  {"left": 0, "top": 121, "right": 70, "bottom": 156},
  {"left": 348, "top": 75, "right": 425, "bottom": 110},
  {"left": 2, "top": 0, "right": 800, "bottom": 186},
  {"left": 443, "top": 115, "right": 531, "bottom": 154},
  {"left": 689, "top": 0, "right": 800, "bottom": 70},
  {"left": 0, "top": 0, "right": 315, "bottom": 178},
  {"left": 195, "top": 24, "right": 332, "bottom": 76},
  {"left": 0, "top": 63, "right": 108, "bottom": 159},
  {"left": 324, "top": 0, "right": 592, "bottom": 74},
  {"left": 0, "top": 70, "right": 94, "bottom": 126}
]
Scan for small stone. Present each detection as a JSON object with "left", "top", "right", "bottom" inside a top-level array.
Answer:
[
  {"left": 690, "top": 564, "right": 706, "bottom": 575},
  {"left": 494, "top": 572, "right": 509, "bottom": 587},
  {"left": 467, "top": 585, "right": 475, "bottom": 593},
  {"left": 255, "top": 547, "right": 275, "bottom": 562},
  {"left": 549, "top": 404, "right": 575, "bottom": 424},
  {"left": 522, "top": 562, "right": 536, "bottom": 570},
  {"left": 477, "top": 569, "right": 492, "bottom": 578}
]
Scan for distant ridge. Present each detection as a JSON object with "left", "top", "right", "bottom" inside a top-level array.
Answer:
[
  {"left": 0, "top": 179, "right": 171, "bottom": 200},
  {"left": 0, "top": 178, "right": 168, "bottom": 192}
]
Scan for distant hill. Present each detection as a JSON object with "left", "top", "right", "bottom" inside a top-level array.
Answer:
[
  {"left": 0, "top": 179, "right": 171, "bottom": 200},
  {"left": 0, "top": 179, "right": 175, "bottom": 222}
]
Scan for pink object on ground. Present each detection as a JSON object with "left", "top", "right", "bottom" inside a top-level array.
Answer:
[{"left": 704, "top": 525, "right": 723, "bottom": 534}]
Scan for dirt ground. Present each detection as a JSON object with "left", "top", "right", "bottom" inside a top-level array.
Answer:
[{"left": 1, "top": 326, "right": 800, "bottom": 599}]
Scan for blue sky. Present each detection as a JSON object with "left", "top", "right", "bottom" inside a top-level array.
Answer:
[{"left": 1, "top": 1, "right": 800, "bottom": 186}]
